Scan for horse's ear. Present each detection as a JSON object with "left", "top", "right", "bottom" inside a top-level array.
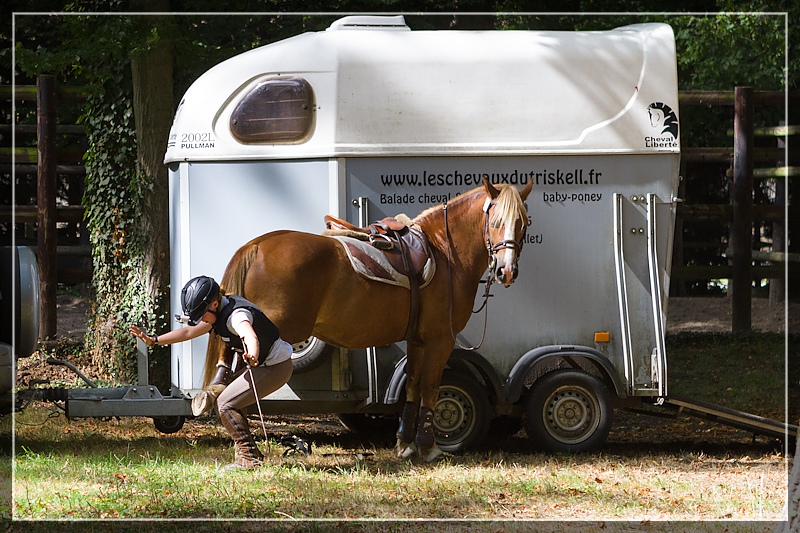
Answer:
[
  {"left": 483, "top": 175, "right": 500, "bottom": 199},
  {"left": 519, "top": 179, "right": 533, "bottom": 201}
]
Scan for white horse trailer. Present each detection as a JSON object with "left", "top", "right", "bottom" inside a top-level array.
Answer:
[{"left": 53, "top": 15, "right": 793, "bottom": 452}]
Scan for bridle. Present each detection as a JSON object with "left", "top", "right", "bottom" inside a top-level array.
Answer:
[
  {"left": 442, "top": 195, "right": 528, "bottom": 351},
  {"left": 481, "top": 196, "right": 528, "bottom": 280}
]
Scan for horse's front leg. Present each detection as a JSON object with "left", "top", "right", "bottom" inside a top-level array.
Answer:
[
  {"left": 413, "top": 342, "right": 452, "bottom": 463},
  {"left": 415, "top": 378, "right": 445, "bottom": 463}
]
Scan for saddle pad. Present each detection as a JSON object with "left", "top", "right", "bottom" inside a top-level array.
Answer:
[{"left": 332, "top": 236, "right": 435, "bottom": 290}]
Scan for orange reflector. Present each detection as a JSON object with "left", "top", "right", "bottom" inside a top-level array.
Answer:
[{"left": 594, "top": 331, "right": 611, "bottom": 343}]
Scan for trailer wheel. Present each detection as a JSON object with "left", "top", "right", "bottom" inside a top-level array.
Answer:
[
  {"left": 433, "top": 372, "right": 491, "bottom": 453},
  {"left": 152, "top": 416, "right": 185, "bottom": 434},
  {"left": 524, "top": 370, "right": 611, "bottom": 453},
  {"left": 291, "top": 336, "right": 333, "bottom": 373}
]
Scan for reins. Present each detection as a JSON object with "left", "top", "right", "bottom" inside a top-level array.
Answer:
[
  {"left": 442, "top": 191, "right": 528, "bottom": 350},
  {"left": 442, "top": 199, "right": 495, "bottom": 351}
]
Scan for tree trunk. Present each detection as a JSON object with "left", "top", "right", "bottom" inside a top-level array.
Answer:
[
  {"left": 130, "top": 2, "right": 174, "bottom": 390},
  {"left": 787, "top": 430, "right": 799, "bottom": 533}
]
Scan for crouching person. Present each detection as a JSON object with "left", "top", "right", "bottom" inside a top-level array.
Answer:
[{"left": 129, "top": 275, "right": 293, "bottom": 471}]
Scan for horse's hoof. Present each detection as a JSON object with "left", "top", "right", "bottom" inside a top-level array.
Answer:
[
  {"left": 190, "top": 384, "right": 225, "bottom": 416},
  {"left": 398, "top": 443, "right": 417, "bottom": 459},
  {"left": 422, "top": 445, "right": 444, "bottom": 463}
]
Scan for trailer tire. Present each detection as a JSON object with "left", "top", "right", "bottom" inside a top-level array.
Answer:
[
  {"left": 291, "top": 336, "right": 333, "bottom": 373},
  {"left": 433, "top": 372, "right": 491, "bottom": 453},
  {"left": 0, "top": 247, "right": 39, "bottom": 360},
  {"left": 152, "top": 416, "right": 185, "bottom": 434},
  {"left": 524, "top": 370, "right": 611, "bottom": 453}
]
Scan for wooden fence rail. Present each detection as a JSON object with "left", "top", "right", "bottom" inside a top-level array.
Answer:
[
  {"left": 678, "top": 88, "right": 797, "bottom": 332},
  {"left": 1, "top": 76, "right": 89, "bottom": 339}
]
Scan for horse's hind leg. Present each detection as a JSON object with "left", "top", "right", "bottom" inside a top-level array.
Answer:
[
  {"left": 211, "top": 347, "right": 242, "bottom": 386},
  {"left": 396, "top": 400, "right": 420, "bottom": 458},
  {"left": 192, "top": 346, "right": 238, "bottom": 416},
  {"left": 396, "top": 343, "right": 423, "bottom": 458}
]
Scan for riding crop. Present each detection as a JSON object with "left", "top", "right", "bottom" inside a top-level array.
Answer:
[{"left": 236, "top": 341, "right": 270, "bottom": 453}]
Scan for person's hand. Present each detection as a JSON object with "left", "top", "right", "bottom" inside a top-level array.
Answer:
[
  {"left": 129, "top": 325, "right": 155, "bottom": 346},
  {"left": 242, "top": 350, "right": 258, "bottom": 366},
  {"left": 239, "top": 332, "right": 260, "bottom": 366}
]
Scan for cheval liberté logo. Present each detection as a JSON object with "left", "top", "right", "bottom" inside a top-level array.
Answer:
[{"left": 646, "top": 102, "right": 679, "bottom": 148}]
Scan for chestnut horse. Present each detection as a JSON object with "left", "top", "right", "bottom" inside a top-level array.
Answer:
[{"left": 204, "top": 176, "right": 532, "bottom": 461}]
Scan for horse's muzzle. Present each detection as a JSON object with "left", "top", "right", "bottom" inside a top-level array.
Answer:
[
  {"left": 492, "top": 254, "right": 518, "bottom": 287},
  {"left": 490, "top": 240, "right": 520, "bottom": 287}
]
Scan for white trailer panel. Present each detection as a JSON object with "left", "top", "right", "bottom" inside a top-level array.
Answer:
[
  {"left": 165, "top": 18, "right": 678, "bottom": 162},
  {"left": 165, "top": 16, "right": 680, "bottom": 407}
]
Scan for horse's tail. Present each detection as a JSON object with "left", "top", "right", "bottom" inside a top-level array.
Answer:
[
  {"left": 201, "top": 242, "right": 260, "bottom": 388},
  {"left": 219, "top": 242, "right": 259, "bottom": 297}
]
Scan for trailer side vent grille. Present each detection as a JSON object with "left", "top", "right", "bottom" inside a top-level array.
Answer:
[{"left": 230, "top": 77, "right": 314, "bottom": 144}]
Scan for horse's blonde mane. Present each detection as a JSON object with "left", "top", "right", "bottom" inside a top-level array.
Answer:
[
  {"left": 412, "top": 186, "right": 482, "bottom": 224},
  {"left": 489, "top": 184, "right": 528, "bottom": 229},
  {"left": 412, "top": 183, "right": 527, "bottom": 229}
]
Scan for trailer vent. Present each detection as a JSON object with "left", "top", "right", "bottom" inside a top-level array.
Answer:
[
  {"left": 230, "top": 77, "right": 314, "bottom": 144},
  {"left": 326, "top": 15, "right": 410, "bottom": 31}
]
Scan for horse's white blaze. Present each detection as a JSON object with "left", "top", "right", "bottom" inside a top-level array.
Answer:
[{"left": 500, "top": 221, "right": 517, "bottom": 283}]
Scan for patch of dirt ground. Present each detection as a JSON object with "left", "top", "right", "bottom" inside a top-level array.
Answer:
[{"left": 666, "top": 296, "right": 798, "bottom": 334}]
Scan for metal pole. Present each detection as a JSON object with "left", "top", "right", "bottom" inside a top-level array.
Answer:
[{"left": 731, "top": 86, "right": 753, "bottom": 333}]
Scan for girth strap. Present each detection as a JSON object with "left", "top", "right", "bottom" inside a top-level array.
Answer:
[{"left": 404, "top": 269, "right": 421, "bottom": 342}]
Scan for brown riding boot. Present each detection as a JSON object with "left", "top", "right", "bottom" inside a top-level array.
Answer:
[
  {"left": 191, "top": 363, "right": 234, "bottom": 416},
  {"left": 219, "top": 407, "right": 264, "bottom": 471}
]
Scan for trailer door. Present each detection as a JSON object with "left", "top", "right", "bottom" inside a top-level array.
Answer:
[{"left": 613, "top": 192, "right": 670, "bottom": 396}]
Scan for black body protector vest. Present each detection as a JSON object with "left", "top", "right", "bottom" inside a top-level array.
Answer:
[{"left": 212, "top": 296, "right": 280, "bottom": 366}]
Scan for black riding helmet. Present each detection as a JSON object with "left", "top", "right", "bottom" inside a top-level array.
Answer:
[{"left": 180, "top": 276, "right": 220, "bottom": 326}]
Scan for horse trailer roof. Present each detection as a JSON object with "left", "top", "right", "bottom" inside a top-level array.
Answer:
[{"left": 164, "top": 16, "right": 679, "bottom": 163}]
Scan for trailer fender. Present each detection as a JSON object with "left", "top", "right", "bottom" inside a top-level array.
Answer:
[
  {"left": 383, "top": 350, "right": 503, "bottom": 405},
  {"left": 504, "top": 345, "right": 626, "bottom": 404},
  {"left": 0, "top": 246, "right": 39, "bottom": 360},
  {"left": 383, "top": 358, "right": 407, "bottom": 405}
]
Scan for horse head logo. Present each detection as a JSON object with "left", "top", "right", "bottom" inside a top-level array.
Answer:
[{"left": 647, "top": 102, "right": 679, "bottom": 139}]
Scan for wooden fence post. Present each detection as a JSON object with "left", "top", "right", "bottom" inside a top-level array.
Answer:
[
  {"left": 36, "top": 74, "right": 57, "bottom": 339},
  {"left": 770, "top": 125, "right": 786, "bottom": 306},
  {"left": 731, "top": 86, "right": 753, "bottom": 333}
]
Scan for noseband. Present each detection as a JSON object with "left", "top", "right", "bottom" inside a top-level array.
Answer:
[{"left": 481, "top": 197, "right": 528, "bottom": 280}]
